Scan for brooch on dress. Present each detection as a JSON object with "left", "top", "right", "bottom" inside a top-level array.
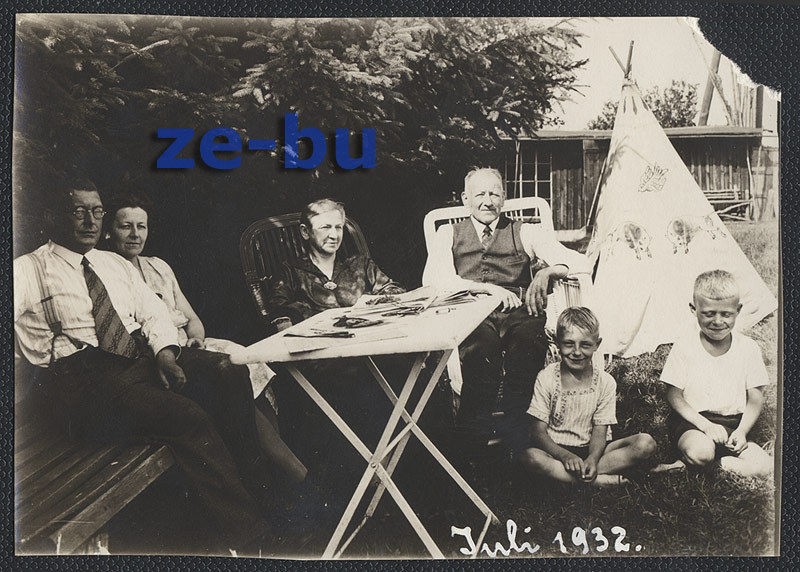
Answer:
[{"left": 323, "top": 280, "right": 337, "bottom": 290}]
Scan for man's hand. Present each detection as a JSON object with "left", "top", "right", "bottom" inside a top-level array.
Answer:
[
  {"left": 485, "top": 284, "right": 522, "bottom": 312},
  {"left": 581, "top": 458, "right": 598, "bottom": 482},
  {"left": 561, "top": 452, "right": 585, "bottom": 477},
  {"left": 725, "top": 429, "right": 749, "bottom": 455},
  {"left": 525, "top": 265, "right": 569, "bottom": 316},
  {"left": 156, "top": 346, "right": 186, "bottom": 391},
  {"left": 702, "top": 422, "right": 729, "bottom": 445},
  {"left": 186, "top": 337, "right": 205, "bottom": 349}
]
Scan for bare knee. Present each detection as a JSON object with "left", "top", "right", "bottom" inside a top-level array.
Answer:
[
  {"left": 518, "top": 448, "right": 550, "bottom": 474},
  {"left": 680, "top": 439, "right": 715, "bottom": 466},
  {"left": 632, "top": 433, "right": 657, "bottom": 459}
]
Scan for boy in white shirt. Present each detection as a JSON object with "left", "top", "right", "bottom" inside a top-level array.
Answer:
[{"left": 662, "top": 269, "right": 772, "bottom": 476}]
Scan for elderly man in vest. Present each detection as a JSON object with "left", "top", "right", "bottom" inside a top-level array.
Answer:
[
  {"left": 423, "top": 167, "right": 590, "bottom": 430},
  {"left": 14, "top": 178, "right": 274, "bottom": 555}
]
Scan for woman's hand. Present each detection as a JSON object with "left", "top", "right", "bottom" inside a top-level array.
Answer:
[{"left": 186, "top": 337, "right": 206, "bottom": 349}]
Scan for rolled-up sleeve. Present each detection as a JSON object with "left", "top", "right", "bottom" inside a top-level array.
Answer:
[
  {"left": 421, "top": 224, "right": 473, "bottom": 292},
  {"left": 521, "top": 223, "right": 591, "bottom": 275},
  {"left": 128, "top": 265, "right": 181, "bottom": 356}
]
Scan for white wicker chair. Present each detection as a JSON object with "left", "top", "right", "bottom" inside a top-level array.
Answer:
[{"left": 422, "top": 197, "right": 593, "bottom": 395}]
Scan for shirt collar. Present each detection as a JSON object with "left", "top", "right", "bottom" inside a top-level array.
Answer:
[
  {"left": 48, "top": 240, "right": 95, "bottom": 270},
  {"left": 470, "top": 215, "right": 500, "bottom": 235}
]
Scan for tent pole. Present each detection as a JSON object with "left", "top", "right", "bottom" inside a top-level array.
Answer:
[
  {"left": 586, "top": 153, "right": 609, "bottom": 230},
  {"left": 624, "top": 41, "right": 634, "bottom": 78},
  {"left": 698, "top": 49, "right": 721, "bottom": 125},
  {"left": 514, "top": 140, "right": 521, "bottom": 198},
  {"left": 608, "top": 46, "right": 627, "bottom": 76}
]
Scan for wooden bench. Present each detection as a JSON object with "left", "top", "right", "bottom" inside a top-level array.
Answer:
[
  {"left": 704, "top": 187, "right": 753, "bottom": 221},
  {"left": 15, "top": 391, "right": 175, "bottom": 555}
]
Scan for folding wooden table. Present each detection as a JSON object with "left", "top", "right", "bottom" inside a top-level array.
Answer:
[{"left": 230, "top": 295, "right": 501, "bottom": 559}]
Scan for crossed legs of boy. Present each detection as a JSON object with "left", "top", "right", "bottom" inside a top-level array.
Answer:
[{"left": 519, "top": 433, "right": 656, "bottom": 486}]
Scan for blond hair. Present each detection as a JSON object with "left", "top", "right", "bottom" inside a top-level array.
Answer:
[
  {"left": 694, "top": 269, "right": 740, "bottom": 300},
  {"left": 556, "top": 307, "right": 600, "bottom": 340}
]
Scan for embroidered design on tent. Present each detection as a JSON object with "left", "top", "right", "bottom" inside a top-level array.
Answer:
[
  {"left": 638, "top": 163, "right": 669, "bottom": 193},
  {"left": 666, "top": 214, "right": 726, "bottom": 254},
  {"left": 608, "top": 221, "right": 652, "bottom": 260}
]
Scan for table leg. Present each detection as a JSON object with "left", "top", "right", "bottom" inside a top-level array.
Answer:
[
  {"left": 362, "top": 350, "right": 450, "bottom": 517},
  {"left": 287, "top": 357, "right": 429, "bottom": 558},
  {"left": 365, "top": 352, "right": 500, "bottom": 527}
]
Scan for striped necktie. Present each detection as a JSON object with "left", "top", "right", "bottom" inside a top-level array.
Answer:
[
  {"left": 481, "top": 224, "right": 493, "bottom": 249},
  {"left": 82, "top": 257, "right": 139, "bottom": 358}
]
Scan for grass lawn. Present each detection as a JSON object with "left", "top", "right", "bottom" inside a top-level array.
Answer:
[
  {"left": 333, "top": 219, "right": 780, "bottom": 559},
  {"left": 110, "top": 222, "right": 780, "bottom": 559}
]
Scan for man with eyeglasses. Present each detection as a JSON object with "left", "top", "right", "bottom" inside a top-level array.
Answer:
[{"left": 14, "top": 178, "right": 275, "bottom": 555}]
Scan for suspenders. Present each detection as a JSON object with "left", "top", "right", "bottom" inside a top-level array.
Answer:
[{"left": 26, "top": 252, "right": 85, "bottom": 365}]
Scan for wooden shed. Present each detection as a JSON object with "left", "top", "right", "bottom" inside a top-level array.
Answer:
[{"left": 502, "top": 126, "right": 776, "bottom": 240}]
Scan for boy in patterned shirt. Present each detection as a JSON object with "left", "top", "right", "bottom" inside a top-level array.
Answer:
[{"left": 518, "top": 307, "right": 657, "bottom": 486}]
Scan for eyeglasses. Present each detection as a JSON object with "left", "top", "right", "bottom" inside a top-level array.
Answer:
[{"left": 69, "top": 207, "right": 106, "bottom": 220}]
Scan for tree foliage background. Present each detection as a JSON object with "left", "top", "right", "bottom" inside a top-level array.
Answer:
[
  {"left": 14, "top": 14, "right": 584, "bottom": 341},
  {"left": 587, "top": 80, "right": 699, "bottom": 130}
]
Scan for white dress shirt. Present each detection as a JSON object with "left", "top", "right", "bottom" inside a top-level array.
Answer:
[
  {"left": 422, "top": 215, "right": 591, "bottom": 292},
  {"left": 14, "top": 241, "right": 181, "bottom": 367}
]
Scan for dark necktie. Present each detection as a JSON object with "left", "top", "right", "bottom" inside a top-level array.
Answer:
[
  {"left": 481, "top": 224, "right": 493, "bottom": 249},
  {"left": 82, "top": 257, "right": 139, "bottom": 358}
]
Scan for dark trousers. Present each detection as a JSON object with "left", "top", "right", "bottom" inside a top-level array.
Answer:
[
  {"left": 457, "top": 307, "right": 548, "bottom": 425},
  {"left": 44, "top": 346, "right": 270, "bottom": 550}
]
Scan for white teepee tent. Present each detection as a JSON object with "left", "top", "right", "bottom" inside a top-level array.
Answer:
[{"left": 585, "top": 81, "right": 778, "bottom": 357}]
